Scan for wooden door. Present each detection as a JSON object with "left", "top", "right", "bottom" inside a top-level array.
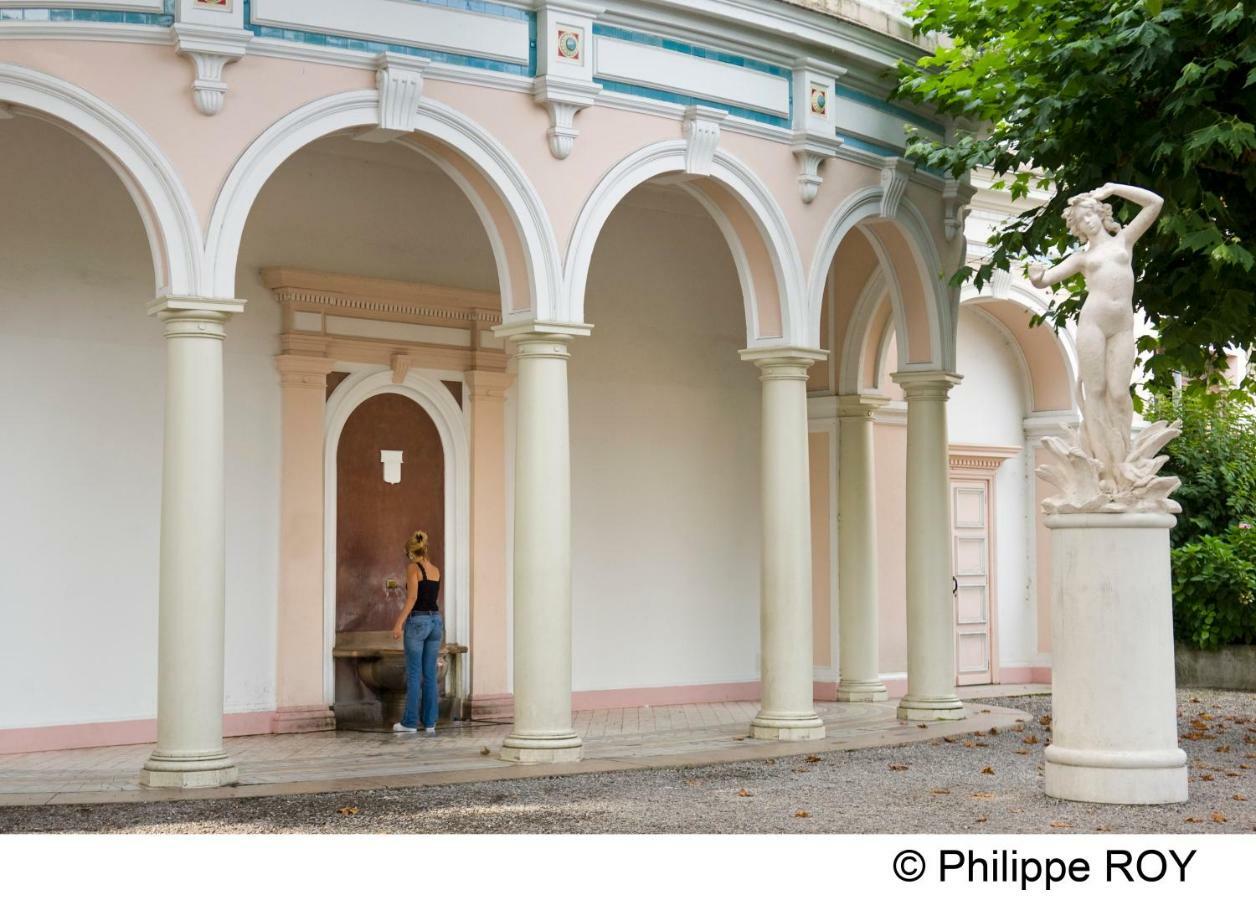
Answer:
[{"left": 951, "top": 477, "right": 994, "bottom": 685}]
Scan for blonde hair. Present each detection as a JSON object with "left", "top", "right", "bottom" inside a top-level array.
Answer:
[
  {"left": 1064, "top": 192, "right": 1120, "bottom": 240},
  {"left": 405, "top": 530, "right": 429, "bottom": 562}
]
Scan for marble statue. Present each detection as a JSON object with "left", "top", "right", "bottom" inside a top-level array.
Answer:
[{"left": 1028, "top": 183, "right": 1182, "bottom": 514}]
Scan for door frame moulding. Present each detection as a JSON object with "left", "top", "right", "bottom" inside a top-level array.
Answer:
[{"left": 948, "top": 443, "right": 1019, "bottom": 687}]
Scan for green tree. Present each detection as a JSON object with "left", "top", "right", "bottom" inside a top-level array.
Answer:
[{"left": 893, "top": 0, "right": 1256, "bottom": 390}]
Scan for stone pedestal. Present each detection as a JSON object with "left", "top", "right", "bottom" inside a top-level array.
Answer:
[{"left": 1043, "top": 512, "right": 1187, "bottom": 804}]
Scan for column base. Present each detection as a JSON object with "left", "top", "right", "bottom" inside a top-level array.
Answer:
[
  {"left": 140, "top": 750, "right": 239, "bottom": 789},
  {"left": 897, "top": 695, "right": 966, "bottom": 721},
  {"left": 271, "top": 705, "right": 336, "bottom": 734},
  {"left": 500, "top": 732, "right": 583, "bottom": 764},
  {"left": 1044, "top": 747, "right": 1187, "bottom": 805},
  {"left": 749, "top": 712, "right": 826, "bottom": 741},
  {"left": 836, "top": 680, "right": 888, "bottom": 703}
]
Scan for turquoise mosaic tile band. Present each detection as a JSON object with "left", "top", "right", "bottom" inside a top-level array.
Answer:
[
  {"left": 242, "top": 0, "right": 537, "bottom": 77},
  {"left": 834, "top": 84, "right": 945, "bottom": 138},
  {"left": 0, "top": 0, "right": 173, "bottom": 24},
  {"left": 591, "top": 23, "right": 791, "bottom": 128}
]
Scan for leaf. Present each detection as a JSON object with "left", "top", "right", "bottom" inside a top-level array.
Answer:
[
  {"left": 1233, "top": 794, "right": 1248, "bottom": 801},
  {"left": 972, "top": 791, "right": 995, "bottom": 800},
  {"left": 1023, "top": 734, "right": 1040, "bottom": 744},
  {"left": 480, "top": 746, "right": 491, "bottom": 756},
  {"left": 931, "top": 788, "right": 951, "bottom": 795},
  {"left": 337, "top": 806, "right": 359, "bottom": 816},
  {"left": 805, "top": 755, "right": 822, "bottom": 763},
  {"left": 980, "top": 766, "right": 995, "bottom": 775},
  {"left": 1050, "top": 821, "right": 1072, "bottom": 829},
  {"left": 737, "top": 788, "right": 752, "bottom": 797},
  {"left": 975, "top": 815, "right": 989, "bottom": 824},
  {"left": 794, "top": 810, "right": 812, "bottom": 818},
  {"left": 1211, "top": 811, "right": 1228, "bottom": 823},
  {"left": 889, "top": 763, "right": 910, "bottom": 771},
  {"left": 1185, "top": 816, "right": 1203, "bottom": 823}
]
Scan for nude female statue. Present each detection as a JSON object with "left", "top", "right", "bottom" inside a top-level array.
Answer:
[{"left": 1028, "top": 183, "right": 1164, "bottom": 487}]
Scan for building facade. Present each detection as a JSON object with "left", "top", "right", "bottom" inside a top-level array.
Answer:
[{"left": 0, "top": 0, "right": 1077, "bottom": 785}]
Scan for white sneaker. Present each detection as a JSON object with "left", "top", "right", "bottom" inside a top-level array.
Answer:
[
  {"left": 392, "top": 722, "right": 417, "bottom": 733},
  {"left": 424, "top": 727, "right": 436, "bottom": 735}
]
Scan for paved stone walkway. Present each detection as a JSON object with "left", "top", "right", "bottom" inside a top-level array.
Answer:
[{"left": 0, "top": 692, "right": 1040, "bottom": 807}]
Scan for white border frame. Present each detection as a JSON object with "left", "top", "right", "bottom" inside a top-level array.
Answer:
[{"left": 323, "top": 368, "right": 472, "bottom": 705}]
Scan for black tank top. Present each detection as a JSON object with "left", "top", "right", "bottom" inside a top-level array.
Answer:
[{"left": 413, "top": 561, "right": 441, "bottom": 613}]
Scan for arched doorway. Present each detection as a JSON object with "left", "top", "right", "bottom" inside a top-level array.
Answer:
[
  {"left": 331, "top": 390, "right": 446, "bottom": 728},
  {"left": 324, "top": 370, "right": 472, "bottom": 725}
]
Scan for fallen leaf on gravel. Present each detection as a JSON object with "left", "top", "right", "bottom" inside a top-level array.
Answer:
[
  {"left": 1201, "top": 774, "right": 1216, "bottom": 782},
  {"left": 1095, "top": 825, "right": 1111, "bottom": 832},
  {"left": 974, "top": 741, "right": 990, "bottom": 748},
  {"left": 972, "top": 791, "right": 995, "bottom": 800},
  {"left": 1023, "top": 734, "right": 1039, "bottom": 745},
  {"left": 1014, "top": 749, "right": 1030, "bottom": 756},
  {"left": 734, "top": 736, "right": 746, "bottom": 741},
  {"left": 1012, "top": 723, "right": 1025, "bottom": 732},
  {"left": 337, "top": 807, "right": 359, "bottom": 816},
  {"left": 1050, "top": 821, "right": 1071, "bottom": 829},
  {"left": 943, "top": 736, "right": 958, "bottom": 743},
  {"left": 975, "top": 815, "right": 988, "bottom": 823},
  {"left": 889, "top": 763, "right": 909, "bottom": 771},
  {"left": 480, "top": 747, "right": 491, "bottom": 756},
  {"left": 1211, "top": 811, "right": 1228, "bottom": 824},
  {"left": 1227, "top": 772, "right": 1240, "bottom": 778},
  {"left": 764, "top": 758, "right": 776, "bottom": 764},
  {"left": 1201, "top": 713, "right": 1215, "bottom": 721},
  {"left": 1233, "top": 794, "right": 1248, "bottom": 802},
  {"left": 962, "top": 740, "right": 976, "bottom": 748},
  {"left": 805, "top": 755, "right": 822, "bottom": 763},
  {"left": 917, "top": 723, "right": 928, "bottom": 729},
  {"left": 794, "top": 810, "right": 811, "bottom": 818},
  {"left": 737, "top": 788, "right": 752, "bottom": 797},
  {"left": 1039, "top": 715, "right": 1052, "bottom": 728},
  {"left": 1217, "top": 745, "right": 1231, "bottom": 753},
  {"left": 685, "top": 779, "right": 700, "bottom": 786},
  {"left": 930, "top": 788, "right": 951, "bottom": 795},
  {"left": 1185, "top": 817, "right": 1202, "bottom": 824},
  {"left": 791, "top": 767, "right": 811, "bottom": 774},
  {"left": 980, "top": 709, "right": 991, "bottom": 714},
  {"left": 989, "top": 727, "right": 999, "bottom": 736},
  {"left": 980, "top": 766, "right": 995, "bottom": 775}
]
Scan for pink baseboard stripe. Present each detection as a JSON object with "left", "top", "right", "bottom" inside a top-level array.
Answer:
[
  {"left": 570, "top": 681, "right": 760, "bottom": 710},
  {"left": 998, "top": 666, "right": 1053, "bottom": 684},
  {"left": 0, "top": 711, "right": 276, "bottom": 756}
]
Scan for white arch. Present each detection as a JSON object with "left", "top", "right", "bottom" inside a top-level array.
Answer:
[
  {"left": 808, "top": 186, "right": 952, "bottom": 370},
  {"left": 204, "top": 90, "right": 562, "bottom": 316},
  {"left": 323, "top": 368, "right": 471, "bottom": 705},
  {"left": 0, "top": 63, "right": 202, "bottom": 297},
  {"left": 563, "top": 141, "right": 807, "bottom": 347},
  {"left": 837, "top": 269, "right": 890, "bottom": 394}
]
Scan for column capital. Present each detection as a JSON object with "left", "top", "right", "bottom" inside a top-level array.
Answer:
[
  {"left": 493, "top": 320, "right": 592, "bottom": 341},
  {"left": 275, "top": 354, "right": 336, "bottom": 389},
  {"left": 740, "top": 346, "right": 826, "bottom": 381},
  {"left": 149, "top": 295, "right": 246, "bottom": 323},
  {"left": 466, "top": 369, "right": 515, "bottom": 399},
  {"left": 891, "top": 370, "right": 962, "bottom": 399},
  {"left": 836, "top": 393, "right": 890, "bottom": 419}
]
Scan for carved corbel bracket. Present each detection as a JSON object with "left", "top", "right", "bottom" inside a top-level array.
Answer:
[
  {"left": 878, "top": 157, "right": 914, "bottom": 219},
  {"left": 989, "top": 267, "right": 1013, "bottom": 300},
  {"left": 533, "top": 76, "right": 602, "bottom": 159},
  {"left": 791, "top": 133, "right": 843, "bottom": 204},
  {"left": 356, "top": 53, "right": 431, "bottom": 143},
  {"left": 683, "top": 106, "right": 727, "bottom": 177},
  {"left": 943, "top": 174, "right": 978, "bottom": 240},
  {"left": 171, "top": 23, "right": 252, "bottom": 116},
  {"left": 391, "top": 352, "right": 413, "bottom": 385}
]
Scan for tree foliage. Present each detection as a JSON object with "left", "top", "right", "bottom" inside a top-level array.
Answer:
[{"left": 893, "top": 0, "right": 1256, "bottom": 390}]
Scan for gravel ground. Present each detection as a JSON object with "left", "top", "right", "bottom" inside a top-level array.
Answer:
[{"left": 3, "top": 690, "right": 1254, "bottom": 834}]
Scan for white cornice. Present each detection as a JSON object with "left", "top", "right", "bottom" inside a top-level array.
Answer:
[{"left": 0, "top": 21, "right": 168, "bottom": 43}]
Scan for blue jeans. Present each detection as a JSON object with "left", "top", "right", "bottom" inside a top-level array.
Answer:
[{"left": 402, "top": 613, "right": 443, "bottom": 729}]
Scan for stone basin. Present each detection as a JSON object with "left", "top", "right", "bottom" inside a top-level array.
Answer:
[{"left": 333, "top": 630, "right": 468, "bottom": 729}]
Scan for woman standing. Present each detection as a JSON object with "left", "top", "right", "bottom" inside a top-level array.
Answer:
[{"left": 390, "top": 530, "right": 443, "bottom": 734}]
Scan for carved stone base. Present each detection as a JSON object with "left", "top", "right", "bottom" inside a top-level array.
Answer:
[
  {"left": 749, "top": 713, "right": 826, "bottom": 741},
  {"left": 140, "top": 751, "right": 239, "bottom": 789},
  {"left": 499, "top": 732, "right": 583, "bottom": 764},
  {"left": 836, "top": 680, "right": 889, "bottom": 703},
  {"left": 896, "top": 697, "right": 966, "bottom": 721}
]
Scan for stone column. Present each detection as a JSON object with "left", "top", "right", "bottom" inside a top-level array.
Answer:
[
  {"left": 498, "top": 325, "right": 588, "bottom": 763},
  {"left": 742, "top": 349, "right": 827, "bottom": 741},
  {"left": 466, "top": 369, "right": 513, "bottom": 718},
  {"left": 141, "top": 298, "right": 244, "bottom": 788},
  {"left": 836, "top": 394, "right": 889, "bottom": 702},
  {"left": 272, "top": 354, "right": 337, "bottom": 734},
  {"left": 893, "top": 371, "right": 965, "bottom": 722}
]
